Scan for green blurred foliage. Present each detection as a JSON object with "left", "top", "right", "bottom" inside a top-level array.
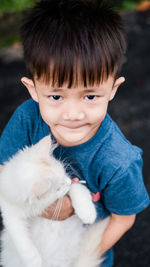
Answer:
[
  {"left": 119, "top": 0, "right": 146, "bottom": 10},
  {"left": 122, "top": 1, "right": 137, "bottom": 10},
  {"left": 108, "top": 0, "right": 149, "bottom": 10},
  {"left": 0, "top": 0, "right": 35, "bottom": 13}
]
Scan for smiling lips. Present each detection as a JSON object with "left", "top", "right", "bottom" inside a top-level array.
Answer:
[{"left": 59, "top": 124, "right": 88, "bottom": 129}]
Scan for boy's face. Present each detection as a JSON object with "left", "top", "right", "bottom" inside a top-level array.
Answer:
[{"left": 22, "top": 75, "right": 125, "bottom": 147}]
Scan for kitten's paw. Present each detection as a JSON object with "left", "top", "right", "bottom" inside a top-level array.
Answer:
[
  {"left": 69, "top": 183, "right": 97, "bottom": 224},
  {"left": 76, "top": 202, "right": 97, "bottom": 224}
]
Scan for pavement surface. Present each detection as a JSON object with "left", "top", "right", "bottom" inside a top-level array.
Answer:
[{"left": 0, "top": 10, "right": 150, "bottom": 267}]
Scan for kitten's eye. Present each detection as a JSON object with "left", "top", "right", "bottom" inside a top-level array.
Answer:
[
  {"left": 56, "top": 185, "right": 62, "bottom": 192},
  {"left": 49, "top": 95, "right": 63, "bottom": 101},
  {"left": 56, "top": 182, "right": 66, "bottom": 192},
  {"left": 85, "top": 95, "right": 97, "bottom": 101}
]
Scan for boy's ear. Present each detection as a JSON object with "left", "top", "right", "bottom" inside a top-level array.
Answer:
[
  {"left": 109, "top": 76, "right": 125, "bottom": 101},
  {"left": 21, "top": 77, "right": 39, "bottom": 102}
]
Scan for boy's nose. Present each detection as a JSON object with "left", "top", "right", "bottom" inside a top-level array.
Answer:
[
  {"left": 63, "top": 103, "right": 85, "bottom": 121},
  {"left": 63, "top": 112, "right": 85, "bottom": 120}
]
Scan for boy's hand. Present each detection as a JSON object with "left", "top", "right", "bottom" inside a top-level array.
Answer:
[
  {"left": 41, "top": 195, "right": 74, "bottom": 220},
  {"left": 41, "top": 178, "right": 79, "bottom": 220}
]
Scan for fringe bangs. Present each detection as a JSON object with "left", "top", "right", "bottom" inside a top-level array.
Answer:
[{"left": 21, "top": 0, "right": 126, "bottom": 87}]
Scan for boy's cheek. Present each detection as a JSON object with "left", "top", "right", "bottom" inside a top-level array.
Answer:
[
  {"left": 90, "top": 109, "right": 107, "bottom": 123},
  {"left": 39, "top": 106, "right": 58, "bottom": 122}
]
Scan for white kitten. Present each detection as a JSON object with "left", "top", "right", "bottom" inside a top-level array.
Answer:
[{"left": 0, "top": 136, "right": 109, "bottom": 267}]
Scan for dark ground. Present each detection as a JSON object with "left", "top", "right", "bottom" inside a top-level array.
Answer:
[{"left": 0, "top": 10, "right": 150, "bottom": 267}]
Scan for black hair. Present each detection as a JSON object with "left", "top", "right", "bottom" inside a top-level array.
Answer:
[{"left": 20, "top": 0, "right": 126, "bottom": 87}]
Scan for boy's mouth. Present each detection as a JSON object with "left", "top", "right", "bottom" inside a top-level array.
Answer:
[{"left": 58, "top": 123, "right": 88, "bottom": 129}]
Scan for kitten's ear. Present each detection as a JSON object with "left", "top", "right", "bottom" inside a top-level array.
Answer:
[
  {"left": 32, "top": 180, "right": 52, "bottom": 200},
  {"left": 33, "top": 135, "right": 57, "bottom": 157},
  {"left": 39, "top": 135, "right": 57, "bottom": 155}
]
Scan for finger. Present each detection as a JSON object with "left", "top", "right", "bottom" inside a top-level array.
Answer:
[{"left": 72, "top": 177, "right": 79, "bottom": 183}]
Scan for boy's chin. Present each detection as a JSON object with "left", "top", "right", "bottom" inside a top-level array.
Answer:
[
  {"left": 51, "top": 123, "right": 101, "bottom": 147},
  {"left": 56, "top": 132, "right": 90, "bottom": 147}
]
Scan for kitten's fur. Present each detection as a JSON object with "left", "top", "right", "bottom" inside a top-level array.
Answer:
[{"left": 0, "top": 136, "right": 109, "bottom": 267}]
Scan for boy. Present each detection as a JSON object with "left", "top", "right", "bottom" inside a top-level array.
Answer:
[{"left": 0, "top": 0, "right": 149, "bottom": 266}]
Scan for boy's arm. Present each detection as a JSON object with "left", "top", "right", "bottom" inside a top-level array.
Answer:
[{"left": 99, "top": 213, "right": 136, "bottom": 255}]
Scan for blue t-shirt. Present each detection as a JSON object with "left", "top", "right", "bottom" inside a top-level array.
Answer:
[{"left": 0, "top": 99, "right": 149, "bottom": 267}]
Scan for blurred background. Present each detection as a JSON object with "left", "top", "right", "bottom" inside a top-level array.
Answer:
[{"left": 0, "top": 0, "right": 150, "bottom": 266}]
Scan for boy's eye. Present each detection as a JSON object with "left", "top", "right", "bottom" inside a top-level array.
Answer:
[
  {"left": 85, "top": 95, "right": 97, "bottom": 101},
  {"left": 49, "top": 95, "right": 63, "bottom": 101}
]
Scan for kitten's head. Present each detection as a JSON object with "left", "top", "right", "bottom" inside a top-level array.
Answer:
[{"left": 0, "top": 136, "right": 71, "bottom": 209}]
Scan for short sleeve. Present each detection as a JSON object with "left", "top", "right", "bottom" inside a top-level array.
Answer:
[
  {"left": 0, "top": 104, "right": 31, "bottom": 165},
  {"left": 103, "top": 155, "right": 150, "bottom": 215}
]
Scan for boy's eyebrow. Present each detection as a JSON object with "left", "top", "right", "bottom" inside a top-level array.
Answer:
[
  {"left": 49, "top": 88, "right": 64, "bottom": 92},
  {"left": 48, "top": 88, "right": 103, "bottom": 93},
  {"left": 82, "top": 89, "right": 103, "bottom": 93}
]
